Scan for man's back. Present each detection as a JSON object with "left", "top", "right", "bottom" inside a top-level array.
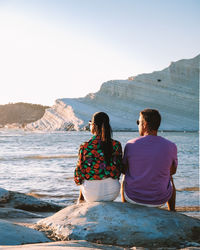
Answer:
[{"left": 123, "top": 135, "right": 178, "bottom": 205}]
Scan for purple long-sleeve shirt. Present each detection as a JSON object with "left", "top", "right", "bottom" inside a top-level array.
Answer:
[{"left": 122, "top": 135, "right": 178, "bottom": 205}]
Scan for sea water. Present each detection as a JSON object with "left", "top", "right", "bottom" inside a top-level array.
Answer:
[{"left": 0, "top": 130, "right": 199, "bottom": 209}]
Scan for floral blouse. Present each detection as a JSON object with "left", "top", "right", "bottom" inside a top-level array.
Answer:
[{"left": 74, "top": 135, "right": 122, "bottom": 185}]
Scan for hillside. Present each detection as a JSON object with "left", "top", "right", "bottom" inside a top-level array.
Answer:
[
  {"left": 0, "top": 102, "right": 49, "bottom": 127},
  {"left": 26, "top": 55, "right": 199, "bottom": 131}
]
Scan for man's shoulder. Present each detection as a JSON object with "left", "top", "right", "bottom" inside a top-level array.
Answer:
[
  {"left": 126, "top": 136, "right": 177, "bottom": 147},
  {"left": 158, "top": 136, "right": 177, "bottom": 147},
  {"left": 126, "top": 136, "right": 143, "bottom": 145}
]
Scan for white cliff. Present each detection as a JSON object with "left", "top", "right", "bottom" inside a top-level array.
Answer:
[
  {"left": 26, "top": 100, "right": 83, "bottom": 131},
  {"left": 26, "top": 55, "right": 199, "bottom": 131}
]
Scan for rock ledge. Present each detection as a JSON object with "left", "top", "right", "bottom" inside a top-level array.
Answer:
[{"left": 36, "top": 202, "right": 200, "bottom": 248}]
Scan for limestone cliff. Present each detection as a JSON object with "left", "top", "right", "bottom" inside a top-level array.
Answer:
[
  {"left": 26, "top": 100, "right": 83, "bottom": 131},
  {"left": 26, "top": 55, "right": 199, "bottom": 131}
]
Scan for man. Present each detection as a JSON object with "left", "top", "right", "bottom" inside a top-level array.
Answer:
[{"left": 121, "top": 109, "right": 178, "bottom": 211}]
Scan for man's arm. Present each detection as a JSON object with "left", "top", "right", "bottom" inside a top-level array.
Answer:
[
  {"left": 121, "top": 174, "right": 126, "bottom": 202},
  {"left": 170, "top": 161, "right": 177, "bottom": 175},
  {"left": 121, "top": 163, "right": 128, "bottom": 174},
  {"left": 170, "top": 144, "right": 178, "bottom": 176}
]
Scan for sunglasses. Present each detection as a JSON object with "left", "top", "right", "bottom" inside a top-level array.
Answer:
[
  {"left": 89, "top": 120, "right": 92, "bottom": 125},
  {"left": 136, "top": 120, "right": 140, "bottom": 125}
]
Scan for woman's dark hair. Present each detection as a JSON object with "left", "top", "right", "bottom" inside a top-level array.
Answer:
[
  {"left": 92, "top": 112, "right": 113, "bottom": 165},
  {"left": 140, "top": 108, "right": 161, "bottom": 131}
]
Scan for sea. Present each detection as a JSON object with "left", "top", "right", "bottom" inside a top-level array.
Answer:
[{"left": 0, "top": 130, "right": 199, "bottom": 216}]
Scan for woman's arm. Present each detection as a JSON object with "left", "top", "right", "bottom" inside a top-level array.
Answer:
[{"left": 74, "top": 145, "right": 85, "bottom": 185}]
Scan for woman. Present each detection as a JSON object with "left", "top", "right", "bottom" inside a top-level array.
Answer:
[{"left": 74, "top": 112, "right": 122, "bottom": 203}]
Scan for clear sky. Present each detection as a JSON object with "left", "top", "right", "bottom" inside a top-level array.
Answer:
[{"left": 0, "top": 0, "right": 199, "bottom": 106}]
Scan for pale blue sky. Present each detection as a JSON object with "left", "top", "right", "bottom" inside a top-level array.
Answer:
[{"left": 0, "top": 0, "right": 199, "bottom": 105}]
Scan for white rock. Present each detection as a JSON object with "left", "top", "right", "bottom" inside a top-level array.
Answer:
[
  {"left": 0, "top": 219, "right": 50, "bottom": 245},
  {"left": 26, "top": 100, "right": 83, "bottom": 131},
  {"left": 36, "top": 202, "right": 200, "bottom": 248},
  {"left": 0, "top": 188, "right": 10, "bottom": 202},
  {"left": 26, "top": 55, "right": 199, "bottom": 131}
]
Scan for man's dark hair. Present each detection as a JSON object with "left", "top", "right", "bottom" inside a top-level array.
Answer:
[{"left": 140, "top": 109, "right": 161, "bottom": 131}]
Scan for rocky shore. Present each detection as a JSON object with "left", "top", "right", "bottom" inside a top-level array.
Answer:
[{"left": 0, "top": 187, "right": 200, "bottom": 249}]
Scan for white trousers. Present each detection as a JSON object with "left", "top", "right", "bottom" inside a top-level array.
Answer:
[
  {"left": 124, "top": 191, "right": 165, "bottom": 207},
  {"left": 80, "top": 178, "right": 120, "bottom": 202}
]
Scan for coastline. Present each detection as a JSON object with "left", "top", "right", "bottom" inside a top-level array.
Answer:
[{"left": 0, "top": 127, "right": 199, "bottom": 132}]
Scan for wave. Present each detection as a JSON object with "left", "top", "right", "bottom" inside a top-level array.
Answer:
[
  {"left": 25, "top": 154, "right": 78, "bottom": 159},
  {"left": 0, "top": 154, "right": 78, "bottom": 161},
  {"left": 177, "top": 187, "right": 199, "bottom": 192},
  {"left": 27, "top": 192, "right": 77, "bottom": 199}
]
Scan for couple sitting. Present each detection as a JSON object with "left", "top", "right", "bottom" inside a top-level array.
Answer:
[{"left": 74, "top": 109, "right": 178, "bottom": 211}]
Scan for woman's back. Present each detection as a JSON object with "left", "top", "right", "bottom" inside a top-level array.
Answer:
[
  {"left": 74, "top": 112, "right": 122, "bottom": 202},
  {"left": 74, "top": 135, "right": 122, "bottom": 185}
]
